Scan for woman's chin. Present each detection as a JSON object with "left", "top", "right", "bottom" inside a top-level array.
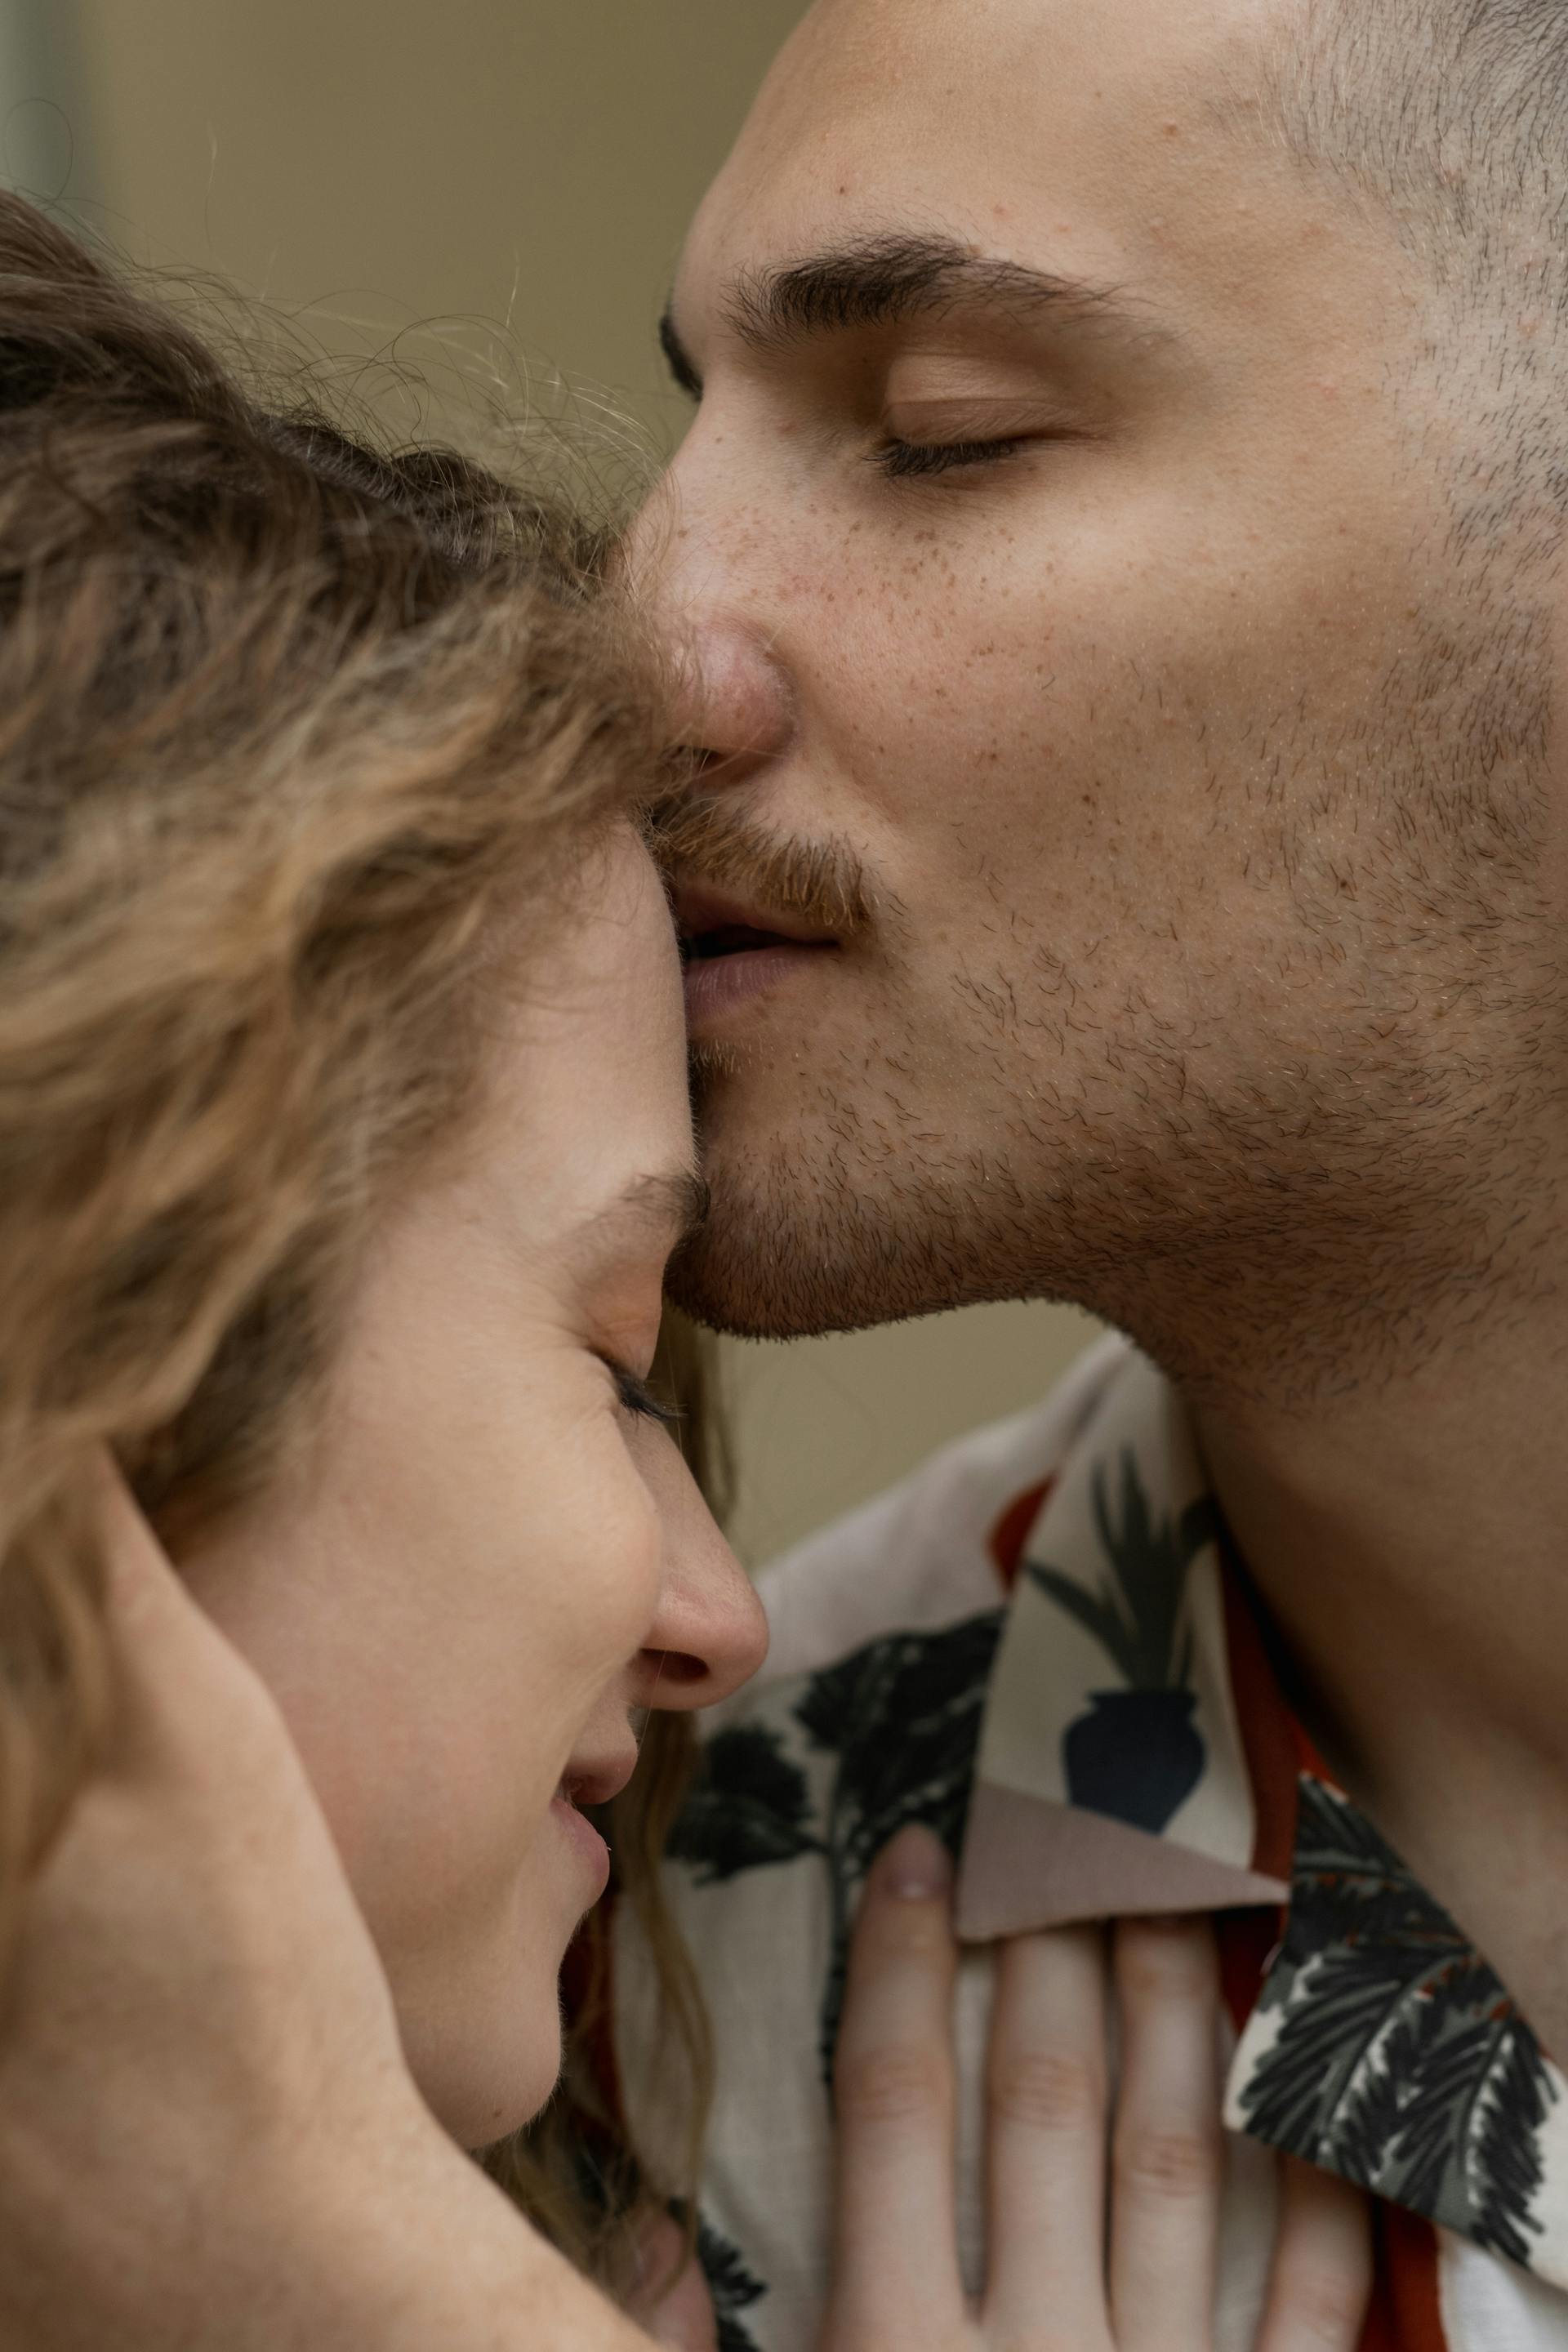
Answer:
[
  {"left": 381, "top": 1849, "right": 594, "bottom": 2148},
  {"left": 394, "top": 1948, "right": 569, "bottom": 2149},
  {"left": 418, "top": 2018, "right": 565, "bottom": 2152}
]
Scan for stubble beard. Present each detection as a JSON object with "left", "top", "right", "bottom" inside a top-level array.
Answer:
[{"left": 666, "top": 586, "right": 1566, "bottom": 1414}]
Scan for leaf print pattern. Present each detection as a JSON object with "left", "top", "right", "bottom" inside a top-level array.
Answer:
[
  {"left": 1023, "top": 1450, "right": 1214, "bottom": 1831},
  {"left": 694, "top": 2216, "right": 767, "bottom": 2352},
  {"left": 1232, "top": 1775, "right": 1559, "bottom": 2270},
  {"left": 668, "top": 1610, "right": 1006, "bottom": 2084},
  {"left": 666, "top": 1724, "right": 821, "bottom": 1882},
  {"left": 791, "top": 1609, "right": 1005, "bottom": 2081},
  {"left": 1025, "top": 1448, "right": 1215, "bottom": 1691}
]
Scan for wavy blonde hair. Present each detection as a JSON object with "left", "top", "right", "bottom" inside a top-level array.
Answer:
[{"left": 0, "top": 192, "right": 709, "bottom": 2276}]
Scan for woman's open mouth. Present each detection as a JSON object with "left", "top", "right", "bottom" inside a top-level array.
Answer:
[{"left": 550, "top": 1784, "right": 612, "bottom": 1898}]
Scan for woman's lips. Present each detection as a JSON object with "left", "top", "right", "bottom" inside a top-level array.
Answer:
[
  {"left": 550, "top": 1792, "right": 611, "bottom": 1899},
  {"left": 682, "top": 938, "right": 835, "bottom": 1032},
  {"left": 550, "top": 1742, "right": 635, "bottom": 1901}
]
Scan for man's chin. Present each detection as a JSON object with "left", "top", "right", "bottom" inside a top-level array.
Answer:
[
  {"left": 678, "top": 1067, "right": 1056, "bottom": 1338},
  {"left": 665, "top": 1230, "right": 850, "bottom": 1341},
  {"left": 666, "top": 1192, "right": 1005, "bottom": 1342}
]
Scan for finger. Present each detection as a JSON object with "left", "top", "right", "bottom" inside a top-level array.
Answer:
[
  {"left": 1107, "top": 1916, "right": 1225, "bottom": 2352},
  {"left": 984, "top": 1922, "right": 1112, "bottom": 2349},
  {"left": 1255, "top": 2158, "right": 1373, "bottom": 2352},
  {"left": 824, "top": 1824, "right": 966, "bottom": 2347},
  {"left": 627, "top": 2211, "right": 719, "bottom": 2352}
]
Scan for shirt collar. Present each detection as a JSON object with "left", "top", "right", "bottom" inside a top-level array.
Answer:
[
  {"left": 956, "top": 1346, "right": 1568, "bottom": 2292},
  {"left": 958, "top": 1347, "right": 1293, "bottom": 1937}
]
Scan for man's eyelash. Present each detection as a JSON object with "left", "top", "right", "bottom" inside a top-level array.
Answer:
[
  {"left": 871, "top": 436, "right": 1026, "bottom": 482},
  {"left": 608, "top": 1362, "right": 684, "bottom": 1428}
]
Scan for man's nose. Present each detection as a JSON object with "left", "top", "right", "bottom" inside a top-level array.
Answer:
[
  {"left": 629, "top": 472, "right": 795, "bottom": 782},
  {"left": 666, "top": 620, "right": 794, "bottom": 782}
]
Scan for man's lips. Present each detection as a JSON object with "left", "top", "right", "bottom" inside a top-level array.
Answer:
[
  {"left": 675, "top": 880, "right": 841, "bottom": 1036},
  {"left": 681, "top": 938, "right": 831, "bottom": 1031},
  {"left": 674, "top": 879, "right": 840, "bottom": 957}
]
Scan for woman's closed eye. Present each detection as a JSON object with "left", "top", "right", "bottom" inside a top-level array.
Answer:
[{"left": 602, "top": 1357, "right": 684, "bottom": 1429}]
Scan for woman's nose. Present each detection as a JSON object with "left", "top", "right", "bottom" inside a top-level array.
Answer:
[{"left": 629, "top": 1450, "right": 768, "bottom": 1712}]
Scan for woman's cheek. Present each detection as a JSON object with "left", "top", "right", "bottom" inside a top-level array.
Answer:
[{"left": 564, "top": 1429, "right": 666, "bottom": 1663}]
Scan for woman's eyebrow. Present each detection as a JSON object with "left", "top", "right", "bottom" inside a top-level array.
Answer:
[
  {"left": 661, "top": 229, "right": 1168, "bottom": 392},
  {"left": 572, "top": 1168, "right": 712, "bottom": 1260}
]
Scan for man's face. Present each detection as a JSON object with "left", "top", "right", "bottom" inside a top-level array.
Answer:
[{"left": 639, "top": 0, "right": 1565, "bottom": 1384}]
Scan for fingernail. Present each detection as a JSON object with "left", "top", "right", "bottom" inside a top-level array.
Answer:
[{"left": 880, "top": 1823, "right": 952, "bottom": 1900}]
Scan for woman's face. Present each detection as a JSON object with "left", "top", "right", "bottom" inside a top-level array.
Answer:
[{"left": 180, "top": 832, "right": 766, "bottom": 2146}]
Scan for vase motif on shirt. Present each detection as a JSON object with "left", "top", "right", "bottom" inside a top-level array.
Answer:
[{"left": 1027, "top": 1448, "right": 1214, "bottom": 1834}]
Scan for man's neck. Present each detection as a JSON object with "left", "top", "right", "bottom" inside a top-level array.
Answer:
[{"left": 1191, "top": 1334, "right": 1568, "bottom": 2051}]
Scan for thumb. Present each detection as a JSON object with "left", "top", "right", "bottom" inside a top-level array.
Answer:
[{"left": 87, "top": 1449, "right": 279, "bottom": 1773}]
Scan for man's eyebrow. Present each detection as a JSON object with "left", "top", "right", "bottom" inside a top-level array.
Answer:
[{"left": 660, "top": 230, "right": 1152, "bottom": 394}]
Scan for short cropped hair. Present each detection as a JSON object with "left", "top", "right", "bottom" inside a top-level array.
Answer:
[
  {"left": 1267, "top": 0, "right": 1566, "bottom": 228},
  {"left": 1250, "top": 0, "right": 1568, "bottom": 518}
]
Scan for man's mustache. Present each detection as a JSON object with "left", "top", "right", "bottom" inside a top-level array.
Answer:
[{"left": 648, "top": 791, "right": 873, "bottom": 940}]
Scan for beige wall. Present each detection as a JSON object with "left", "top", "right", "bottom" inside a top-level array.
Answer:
[{"left": 3, "top": 0, "right": 1101, "bottom": 1566}]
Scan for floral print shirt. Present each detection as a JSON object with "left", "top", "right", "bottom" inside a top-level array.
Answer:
[{"left": 612, "top": 1334, "right": 1568, "bottom": 2352}]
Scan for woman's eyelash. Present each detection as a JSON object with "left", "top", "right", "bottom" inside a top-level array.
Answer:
[
  {"left": 608, "top": 1362, "right": 684, "bottom": 1428},
  {"left": 871, "top": 436, "right": 1026, "bottom": 482}
]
